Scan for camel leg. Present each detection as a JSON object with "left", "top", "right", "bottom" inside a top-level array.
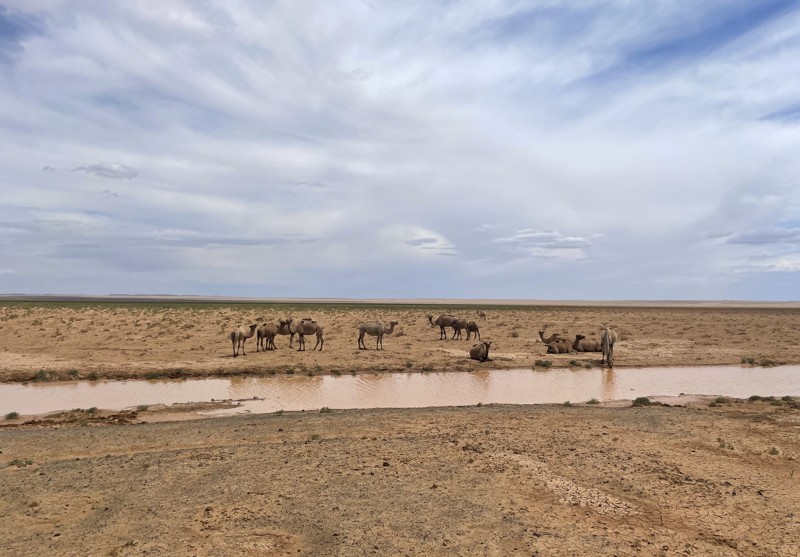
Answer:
[{"left": 315, "top": 334, "right": 323, "bottom": 351}]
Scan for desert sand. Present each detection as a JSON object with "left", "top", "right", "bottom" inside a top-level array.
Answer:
[{"left": 1, "top": 300, "right": 799, "bottom": 556}]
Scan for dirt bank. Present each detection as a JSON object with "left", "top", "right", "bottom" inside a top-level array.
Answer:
[{"left": 1, "top": 400, "right": 799, "bottom": 556}]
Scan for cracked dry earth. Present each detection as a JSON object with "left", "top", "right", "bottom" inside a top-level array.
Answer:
[{"left": 2, "top": 402, "right": 799, "bottom": 556}]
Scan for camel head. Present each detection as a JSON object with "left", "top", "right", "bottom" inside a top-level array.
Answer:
[
  {"left": 426, "top": 314, "right": 434, "bottom": 326},
  {"left": 249, "top": 324, "right": 258, "bottom": 331},
  {"left": 575, "top": 334, "right": 585, "bottom": 341},
  {"left": 484, "top": 341, "right": 492, "bottom": 348}
]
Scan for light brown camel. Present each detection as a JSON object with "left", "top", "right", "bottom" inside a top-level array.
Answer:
[
  {"left": 572, "top": 334, "right": 602, "bottom": 352},
  {"left": 357, "top": 320, "right": 398, "bottom": 350},
  {"left": 230, "top": 324, "right": 257, "bottom": 357},
  {"left": 469, "top": 340, "right": 492, "bottom": 362},
  {"left": 546, "top": 338, "right": 573, "bottom": 354},
  {"left": 427, "top": 314, "right": 457, "bottom": 340},
  {"left": 601, "top": 326, "right": 618, "bottom": 367},
  {"left": 287, "top": 318, "right": 324, "bottom": 351},
  {"left": 256, "top": 323, "right": 280, "bottom": 351},
  {"left": 539, "top": 329, "right": 564, "bottom": 345},
  {"left": 466, "top": 321, "right": 481, "bottom": 341},
  {"left": 476, "top": 310, "right": 487, "bottom": 321}
]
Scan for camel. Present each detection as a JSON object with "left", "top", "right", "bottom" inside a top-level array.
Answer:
[
  {"left": 572, "top": 334, "right": 602, "bottom": 352},
  {"left": 256, "top": 323, "right": 280, "bottom": 351},
  {"left": 538, "top": 329, "right": 564, "bottom": 345},
  {"left": 287, "top": 318, "right": 324, "bottom": 351},
  {"left": 546, "top": 338, "right": 573, "bottom": 354},
  {"left": 275, "top": 319, "right": 296, "bottom": 347},
  {"left": 476, "top": 310, "right": 487, "bottom": 321},
  {"left": 357, "top": 320, "right": 398, "bottom": 350},
  {"left": 452, "top": 318, "right": 471, "bottom": 340},
  {"left": 469, "top": 340, "right": 492, "bottom": 362},
  {"left": 230, "top": 324, "right": 257, "bottom": 357},
  {"left": 466, "top": 321, "right": 481, "bottom": 341},
  {"left": 601, "top": 326, "right": 618, "bottom": 367},
  {"left": 427, "top": 314, "right": 457, "bottom": 340}
]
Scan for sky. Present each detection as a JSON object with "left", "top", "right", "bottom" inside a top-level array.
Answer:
[{"left": 1, "top": 0, "right": 799, "bottom": 300}]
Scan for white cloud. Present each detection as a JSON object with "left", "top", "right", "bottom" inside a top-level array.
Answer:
[{"left": 1, "top": 1, "right": 800, "bottom": 299}]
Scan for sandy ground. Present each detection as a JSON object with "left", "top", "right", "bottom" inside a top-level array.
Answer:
[
  {"left": 1, "top": 301, "right": 800, "bottom": 381},
  {"left": 1, "top": 400, "right": 798, "bottom": 556},
  {"left": 2, "top": 301, "right": 800, "bottom": 556}
]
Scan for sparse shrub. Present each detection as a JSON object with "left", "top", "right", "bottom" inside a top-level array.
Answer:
[
  {"left": 33, "top": 370, "right": 48, "bottom": 382},
  {"left": 759, "top": 358, "right": 779, "bottom": 367},
  {"left": 331, "top": 370, "right": 341, "bottom": 376},
  {"left": 587, "top": 398, "right": 599, "bottom": 405},
  {"left": 319, "top": 406, "right": 332, "bottom": 413},
  {"left": 717, "top": 437, "right": 734, "bottom": 450},
  {"left": 8, "top": 458, "right": 33, "bottom": 467},
  {"left": 476, "top": 402, "right": 483, "bottom": 407},
  {"left": 285, "top": 368, "right": 295, "bottom": 375},
  {"left": 714, "top": 397, "right": 730, "bottom": 404},
  {"left": 145, "top": 372, "right": 163, "bottom": 380},
  {"left": 748, "top": 395, "right": 763, "bottom": 402},
  {"left": 533, "top": 360, "right": 552, "bottom": 368},
  {"left": 5, "top": 411, "right": 19, "bottom": 420},
  {"left": 509, "top": 330, "right": 520, "bottom": 338},
  {"left": 309, "top": 434, "right": 320, "bottom": 441},
  {"left": 87, "top": 407, "right": 97, "bottom": 414},
  {"left": 632, "top": 397, "right": 652, "bottom": 407},
  {"left": 768, "top": 447, "right": 779, "bottom": 455},
  {"left": 137, "top": 405, "right": 149, "bottom": 412},
  {"left": 568, "top": 360, "right": 582, "bottom": 367},
  {"left": 406, "top": 360, "right": 413, "bottom": 368},
  {"left": 563, "top": 401, "right": 573, "bottom": 407},
  {"left": 68, "top": 369, "right": 79, "bottom": 378},
  {"left": 741, "top": 357, "right": 756, "bottom": 364},
  {"left": 781, "top": 395, "right": 794, "bottom": 401},
  {"left": 87, "top": 372, "right": 98, "bottom": 381},
  {"left": 275, "top": 409, "right": 284, "bottom": 416}
]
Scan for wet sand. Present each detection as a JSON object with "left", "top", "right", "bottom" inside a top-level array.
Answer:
[{"left": 1, "top": 300, "right": 799, "bottom": 556}]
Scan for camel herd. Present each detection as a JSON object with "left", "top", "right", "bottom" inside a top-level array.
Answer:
[
  {"left": 538, "top": 326, "right": 617, "bottom": 366},
  {"left": 229, "top": 311, "right": 618, "bottom": 367}
]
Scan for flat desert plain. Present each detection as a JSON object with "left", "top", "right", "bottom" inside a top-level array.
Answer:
[{"left": 1, "top": 300, "right": 800, "bottom": 556}]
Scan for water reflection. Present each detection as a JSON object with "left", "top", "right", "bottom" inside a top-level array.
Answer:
[{"left": 1, "top": 365, "right": 799, "bottom": 417}]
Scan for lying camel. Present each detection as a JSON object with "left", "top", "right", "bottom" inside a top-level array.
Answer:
[
  {"left": 601, "top": 326, "right": 617, "bottom": 367},
  {"left": 572, "top": 334, "right": 602, "bottom": 352},
  {"left": 257, "top": 323, "right": 280, "bottom": 351},
  {"left": 287, "top": 318, "right": 324, "bottom": 351},
  {"left": 230, "top": 324, "right": 257, "bottom": 357},
  {"left": 469, "top": 340, "right": 492, "bottom": 362},
  {"left": 466, "top": 321, "right": 480, "bottom": 341},
  {"left": 546, "top": 338, "right": 573, "bottom": 354},
  {"left": 538, "top": 330, "right": 564, "bottom": 345},
  {"left": 427, "top": 314, "right": 457, "bottom": 340},
  {"left": 357, "top": 320, "right": 398, "bottom": 350}
]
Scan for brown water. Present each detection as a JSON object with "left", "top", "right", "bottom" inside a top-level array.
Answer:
[{"left": 2, "top": 365, "right": 799, "bottom": 417}]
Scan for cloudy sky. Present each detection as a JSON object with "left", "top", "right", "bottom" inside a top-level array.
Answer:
[{"left": 1, "top": 1, "right": 799, "bottom": 300}]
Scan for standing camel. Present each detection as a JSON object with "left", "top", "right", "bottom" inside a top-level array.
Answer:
[
  {"left": 452, "top": 318, "right": 471, "bottom": 340},
  {"left": 476, "top": 310, "right": 487, "bottom": 321},
  {"left": 357, "top": 320, "right": 399, "bottom": 350},
  {"left": 427, "top": 314, "right": 457, "bottom": 340},
  {"left": 230, "top": 324, "right": 257, "bottom": 357},
  {"left": 287, "top": 318, "right": 324, "bottom": 351},
  {"left": 257, "top": 323, "right": 280, "bottom": 351},
  {"left": 466, "top": 321, "right": 481, "bottom": 341},
  {"left": 601, "top": 326, "right": 617, "bottom": 367}
]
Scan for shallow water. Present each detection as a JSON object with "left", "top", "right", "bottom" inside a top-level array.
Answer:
[{"left": 1, "top": 365, "right": 799, "bottom": 417}]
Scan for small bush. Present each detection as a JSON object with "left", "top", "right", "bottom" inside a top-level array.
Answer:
[
  {"left": 87, "top": 372, "right": 99, "bottom": 381},
  {"left": 406, "top": 360, "right": 413, "bottom": 368},
  {"left": 33, "top": 370, "right": 49, "bottom": 382},
  {"left": 476, "top": 402, "right": 483, "bottom": 407},
  {"left": 309, "top": 434, "right": 320, "bottom": 441},
  {"left": 5, "top": 411, "right": 19, "bottom": 420},
  {"left": 714, "top": 397, "right": 730, "bottom": 404},
  {"left": 319, "top": 407, "right": 333, "bottom": 414},
  {"left": 87, "top": 407, "right": 97, "bottom": 414},
  {"left": 533, "top": 360, "right": 552, "bottom": 368},
  {"left": 587, "top": 398, "right": 599, "bottom": 405},
  {"left": 741, "top": 356, "right": 756, "bottom": 364},
  {"left": 67, "top": 369, "right": 79, "bottom": 378},
  {"left": 137, "top": 405, "right": 149, "bottom": 412},
  {"left": 759, "top": 358, "right": 779, "bottom": 367},
  {"left": 768, "top": 447, "right": 779, "bottom": 455},
  {"left": 632, "top": 397, "right": 652, "bottom": 407},
  {"left": 748, "top": 395, "right": 763, "bottom": 402},
  {"left": 568, "top": 360, "right": 582, "bottom": 367},
  {"left": 8, "top": 459, "right": 33, "bottom": 467},
  {"left": 509, "top": 331, "right": 520, "bottom": 338},
  {"left": 562, "top": 401, "right": 573, "bottom": 407},
  {"left": 781, "top": 395, "right": 794, "bottom": 401},
  {"left": 145, "top": 372, "right": 163, "bottom": 380}
]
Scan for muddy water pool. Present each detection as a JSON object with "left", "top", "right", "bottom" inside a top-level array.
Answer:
[{"left": 1, "top": 365, "right": 799, "bottom": 417}]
